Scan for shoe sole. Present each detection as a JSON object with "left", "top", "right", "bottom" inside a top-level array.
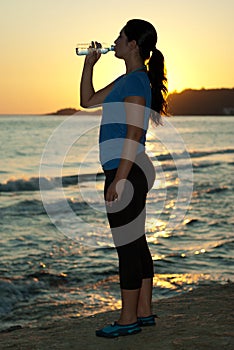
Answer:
[{"left": 96, "top": 328, "right": 141, "bottom": 338}]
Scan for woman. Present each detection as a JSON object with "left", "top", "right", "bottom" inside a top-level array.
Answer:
[{"left": 80, "top": 19, "right": 167, "bottom": 338}]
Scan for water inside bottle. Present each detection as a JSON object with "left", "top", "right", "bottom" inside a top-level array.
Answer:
[{"left": 76, "top": 43, "right": 114, "bottom": 55}]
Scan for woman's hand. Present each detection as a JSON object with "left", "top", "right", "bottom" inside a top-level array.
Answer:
[
  {"left": 105, "top": 178, "right": 126, "bottom": 206},
  {"left": 84, "top": 41, "right": 102, "bottom": 67}
]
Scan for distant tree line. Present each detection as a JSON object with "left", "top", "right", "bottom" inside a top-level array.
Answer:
[{"left": 167, "top": 88, "right": 234, "bottom": 115}]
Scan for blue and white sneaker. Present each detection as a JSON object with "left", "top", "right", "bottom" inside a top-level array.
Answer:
[
  {"left": 137, "top": 314, "right": 158, "bottom": 327},
  {"left": 96, "top": 321, "right": 141, "bottom": 338}
]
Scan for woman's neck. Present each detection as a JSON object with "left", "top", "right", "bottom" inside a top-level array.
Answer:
[{"left": 125, "top": 58, "right": 145, "bottom": 74}]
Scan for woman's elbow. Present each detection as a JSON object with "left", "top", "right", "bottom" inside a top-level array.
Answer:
[
  {"left": 80, "top": 101, "right": 88, "bottom": 108},
  {"left": 135, "top": 131, "right": 144, "bottom": 142},
  {"left": 80, "top": 98, "right": 95, "bottom": 108},
  {"left": 80, "top": 99, "right": 92, "bottom": 108},
  {"left": 127, "top": 129, "right": 144, "bottom": 142}
]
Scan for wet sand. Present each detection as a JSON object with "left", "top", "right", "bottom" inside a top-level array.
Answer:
[{"left": 0, "top": 283, "right": 233, "bottom": 350}]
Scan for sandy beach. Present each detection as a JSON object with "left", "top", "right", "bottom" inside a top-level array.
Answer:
[{"left": 0, "top": 282, "right": 233, "bottom": 350}]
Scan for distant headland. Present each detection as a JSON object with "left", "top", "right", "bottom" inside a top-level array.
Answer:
[
  {"left": 45, "top": 107, "right": 102, "bottom": 116},
  {"left": 47, "top": 88, "right": 234, "bottom": 116}
]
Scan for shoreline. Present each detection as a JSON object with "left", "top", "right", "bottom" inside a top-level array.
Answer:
[{"left": 0, "top": 282, "right": 233, "bottom": 349}]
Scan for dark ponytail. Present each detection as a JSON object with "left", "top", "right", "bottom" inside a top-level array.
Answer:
[
  {"left": 147, "top": 48, "right": 168, "bottom": 124},
  {"left": 124, "top": 19, "right": 168, "bottom": 125}
]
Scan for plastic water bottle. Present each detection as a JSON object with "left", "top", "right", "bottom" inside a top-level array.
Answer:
[{"left": 76, "top": 43, "right": 115, "bottom": 56}]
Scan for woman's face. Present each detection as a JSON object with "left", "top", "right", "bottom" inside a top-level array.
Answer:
[{"left": 114, "top": 29, "right": 131, "bottom": 59}]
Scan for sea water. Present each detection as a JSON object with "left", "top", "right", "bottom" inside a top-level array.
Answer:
[{"left": 0, "top": 115, "right": 233, "bottom": 331}]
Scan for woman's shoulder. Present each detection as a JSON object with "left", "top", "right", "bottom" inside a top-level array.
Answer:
[
  {"left": 124, "top": 71, "right": 150, "bottom": 85},
  {"left": 115, "top": 71, "right": 149, "bottom": 84}
]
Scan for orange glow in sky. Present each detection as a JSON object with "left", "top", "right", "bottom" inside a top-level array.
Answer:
[{"left": 0, "top": 0, "right": 233, "bottom": 114}]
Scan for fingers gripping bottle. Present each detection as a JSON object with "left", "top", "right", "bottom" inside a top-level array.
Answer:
[{"left": 76, "top": 42, "right": 115, "bottom": 56}]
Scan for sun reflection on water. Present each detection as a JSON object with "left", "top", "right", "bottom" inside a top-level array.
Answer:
[
  {"left": 146, "top": 218, "right": 172, "bottom": 242},
  {"left": 165, "top": 199, "right": 175, "bottom": 209},
  {"left": 153, "top": 273, "right": 212, "bottom": 292}
]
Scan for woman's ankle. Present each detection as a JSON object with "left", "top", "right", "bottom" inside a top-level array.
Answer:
[
  {"left": 137, "top": 306, "right": 152, "bottom": 318},
  {"left": 117, "top": 316, "right": 138, "bottom": 325}
]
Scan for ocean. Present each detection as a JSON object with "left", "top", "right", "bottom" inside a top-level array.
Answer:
[{"left": 0, "top": 114, "right": 233, "bottom": 331}]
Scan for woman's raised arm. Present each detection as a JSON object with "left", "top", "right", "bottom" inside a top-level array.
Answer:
[{"left": 80, "top": 48, "right": 115, "bottom": 108}]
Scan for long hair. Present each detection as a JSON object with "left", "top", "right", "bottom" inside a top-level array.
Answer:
[{"left": 124, "top": 19, "right": 168, "bottom": 124}]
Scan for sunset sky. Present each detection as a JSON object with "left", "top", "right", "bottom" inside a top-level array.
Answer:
[{"left": 0, "top": 0, "right": 233, "bottom": 114}]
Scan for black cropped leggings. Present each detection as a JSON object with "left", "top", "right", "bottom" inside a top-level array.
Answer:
[{"left": 104, "top": 152, "right": 155, "bottom": 290}]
